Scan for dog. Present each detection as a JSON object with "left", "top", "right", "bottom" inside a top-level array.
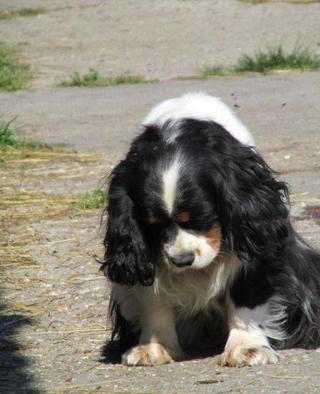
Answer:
[{"left": 101, "top": 93, "right": 320, "bottom": 367}]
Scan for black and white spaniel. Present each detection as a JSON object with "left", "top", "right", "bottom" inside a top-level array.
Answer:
[{"left": 101, "top": 93, "right": 320, "bottom": 367}]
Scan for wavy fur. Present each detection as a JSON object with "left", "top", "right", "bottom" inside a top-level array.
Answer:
[{"left": 101, "top": 93, "right": 320, "bottom": 366}]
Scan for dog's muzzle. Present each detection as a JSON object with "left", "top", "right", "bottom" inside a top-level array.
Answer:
[{"left": 169, "top": 252, "right": 195, "bottom": 268}]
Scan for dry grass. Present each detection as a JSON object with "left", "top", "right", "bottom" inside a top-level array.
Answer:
[
  {"left": 0, "top": 150, "right": 105, "bottom": 224},
  {"left": 0, "top": 146, "right": 106, "bottom": 275},
  {"left": 0, "top": 145, "right": 102, "bottom": 162},
  {"left": 0, "top": 132, "right": 111, "bottom": 391},
  {"left": 0, "top": 142, "right": 108, "bottom": 382}
]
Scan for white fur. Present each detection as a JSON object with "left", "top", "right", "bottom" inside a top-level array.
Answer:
[
  {"left": 165, "top": 228, "right": 219, "bottom": 270},
  {"left": 113, "top": 254, "right": 284, "bottom": 367},
  {"left": 143, "top": 92, "right": 255, "bottom": 146},
  {"left": 162, "top": 159, "right": 181, "bottom": 214},
  {"left": 113, "top": 283, "right": 183, "bottom": 363},
  {"left": 155, "top": 252, "right": 241, "bottom": 315},
  {"left": 113, "top": 252, "right": 241, "bottom": 366},
  {"left": 264, "top": 293, "right": 315, "bottom": 342},
  {"left": 221, "top": 301, "right": 279, "bottom": 367},
  {"left": 263, "top": 296, "right": 290, "bottom": 341},
  {"left": 230, "top": 301, "right": 288, "bottom": 343},
  {"left": 122, "top": 343, "right": 174, "bottom": 366},
  {"left": 113, "top": 251, "right": 241, "bottom": 324}
]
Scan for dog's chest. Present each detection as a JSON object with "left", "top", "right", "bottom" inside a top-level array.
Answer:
[{"left": 154, "top": 259, "right": 238, "bottom": 315}]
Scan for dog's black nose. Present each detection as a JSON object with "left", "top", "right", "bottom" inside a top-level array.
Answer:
[{"left": 170, "top": 252, "right": 195, "bottom": 267}]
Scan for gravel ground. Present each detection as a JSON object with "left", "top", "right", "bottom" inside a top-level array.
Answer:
[
  {"left": 0, "top": 145, "right": 319, "bottom": 394},
  {"left": 1, "top": 77, "right": 320, "bottom": 393}
]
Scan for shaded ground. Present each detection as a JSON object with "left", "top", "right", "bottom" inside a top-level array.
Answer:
[{"left": 1, "top": 0, "right": 320, "bottom": 88}]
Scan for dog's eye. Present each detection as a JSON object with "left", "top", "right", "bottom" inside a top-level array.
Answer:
[
  {"left": 178, "top": 214, "right": 219, "bottom": 233},
  {"left": 149, "top": 215, "right": 161, "bottom": 225},
  {"left": 175, "top": 212, "right": 190, "bottom": 224}
]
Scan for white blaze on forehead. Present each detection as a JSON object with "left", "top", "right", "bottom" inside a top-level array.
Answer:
[
  {"left": 143, "top": 92, "right": 255, "bottom": 146},
  {"left": 162, "top": 160, "right": 180, "bottom": 214}
]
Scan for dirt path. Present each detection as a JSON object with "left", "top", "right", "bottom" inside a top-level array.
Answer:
[
  {"left": 1, "top": 0, "right": 320, "bottom": 88},
  {"left": 0, "top": 145, "right": 319, "bottom": 393},
  {"left": 1, "top": 72, "right": 320, "bottom": 198}
]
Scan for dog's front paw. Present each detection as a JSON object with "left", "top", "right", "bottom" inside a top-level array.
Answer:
[
  {"left": 122, "top": 343, "right": 174, "bottom": 366},
  {"left": 219, "top": 345, "right": 279, "bottom": 367}
]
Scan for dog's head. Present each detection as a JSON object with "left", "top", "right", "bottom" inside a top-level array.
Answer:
[{"left": 102, "top": 95, "right": 289, "bottom": 286}]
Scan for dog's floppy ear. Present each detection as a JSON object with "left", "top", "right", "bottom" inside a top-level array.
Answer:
[
  {"left": 101, "top": 164, "right": 154, "bottom": 287},
  {"left": 212, "top": 138, "right": 289, "bottom": 263}
]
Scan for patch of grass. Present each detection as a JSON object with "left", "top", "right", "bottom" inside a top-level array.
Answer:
[
  {"left": 0, "top": 41, "right": 32, "bottom": 91},
  {"left": 239, "top": 0, "right": 268, "bottom": 3},
  {"left": 240, "top": 0, "right": 320, "bottom": 3},
  {"left": 0, "top": 117, "right": 18, "bottom": 147},
  {"left": 71, "top": 189, "right": 105, "bottom": 210},
  {"left": 0, "top": 117, "right": 54, "bottom": 162},
  {"left": 0, "top": 189, "right": 105, "bottom": 213},
  {"left": 234, "top": 46, "right": 320, "bottom": 73},
  {"left": 203, "top": 65, "right": 226, "bottom": 77},
  {"left": 203, "top": 46, "right": 320, "bottom": 77},
  {"left": 59, "top": 68, "right": 147, "bottom": 88},
  {"left": 0, "top": 7, "right": 47, "bottom": 20}
]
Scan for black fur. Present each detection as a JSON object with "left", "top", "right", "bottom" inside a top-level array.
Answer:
[
  {"left": 101, "top": 301, "right": 139, "bottom": 363},
  {"left": 102, "top": 118, "right": 320, "bottom": 357},
  {"left": 101, "top": 161, "right": 154, "bottom": 286}
]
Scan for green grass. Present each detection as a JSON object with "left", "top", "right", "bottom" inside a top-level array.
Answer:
[
  {"left": 239, "top": 0, "right": 267, "bottom": 3},
  {"left": 0, "top": 118, "right": 52, "bottom": 162},
  {"left": 0, "top": 118, "right": 18, "bottom": 147},
  {"left": 234, "top": 46, "right": 320, "bottom": 73},
  {"left": 59, "top": 69, "right": 147, "bottom": 88},
  {"left": 0, "top": 7, "right": 47, "bottom": 20},
  {"left": 240, "top": 0, "right": 320, "bottom": 4},
  {"left": 0, "top": 117, "right": 52, "bottom": 151},
  {"left": 203, "top": 65, "right": 226, "bottom": 77},
  {"left": 0, "top": 41, "right": 32, "bottom": 91},
  {"left": 204, "top": 46, "right": 320, "bottom": 77},
  {"left": 71, "top": 189, "right": 105, "bottom": 210}
]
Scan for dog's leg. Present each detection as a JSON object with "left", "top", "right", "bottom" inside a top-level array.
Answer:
[
  {"left": 122, "top": 298, "right": 183, "bottom": 366},
  {"left": 220, "top": 300, "right": 279, "bottom": 367}
]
